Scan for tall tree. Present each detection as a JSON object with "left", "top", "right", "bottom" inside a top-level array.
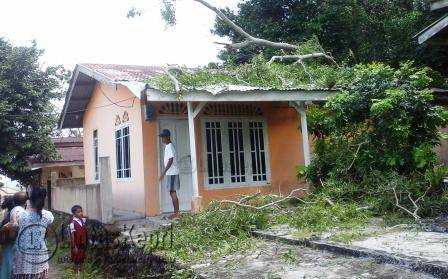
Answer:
[
  {"left": 0, "top": 38, "right": 68, "bottom": 183},
  {"left": 213, "top": 0, "right": 447, "bottom": 71}
]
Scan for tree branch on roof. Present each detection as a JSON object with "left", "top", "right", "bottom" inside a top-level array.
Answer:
[
  {"left": 163, "top": 67, "right": 181, "bottom": 93},
  {"left": 194, "top": 0, "right": 298, "bottom": 51}
]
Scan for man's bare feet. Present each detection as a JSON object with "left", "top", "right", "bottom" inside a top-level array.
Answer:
[{"left": 168, "top": 213, "right": 179, "bottom": 220}]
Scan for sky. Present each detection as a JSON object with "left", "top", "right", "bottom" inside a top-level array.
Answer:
[
  {"left": 0, "top": 0, "right": 240, "bottom": 183},
  {"left": 0, "top": 0, "right": 240, "bottom": 70}
]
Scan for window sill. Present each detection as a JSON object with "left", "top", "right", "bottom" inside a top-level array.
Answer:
[
  {"left": 204, "top": 182, "right": 271, "bottom": 190},
  {"left": 116, "top": 178, "right": 132, "bottom": 183}
]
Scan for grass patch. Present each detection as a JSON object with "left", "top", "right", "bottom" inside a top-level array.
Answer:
[
  {"left": 149, "top": 194, "right": 370, "bottom": 264},
  {"left": 329, "top": 230, "right": 367, "bottom": 244},
  {"left": 148, "top": 202, "right": 271, "bottom": 263}
]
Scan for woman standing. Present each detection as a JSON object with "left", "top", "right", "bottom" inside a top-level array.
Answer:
[
  {"left": 0, "top": 196, "right": 15, "bottom": 279},
  {"left": 12, "top": 188, "right": 54, "bottom": 279}
]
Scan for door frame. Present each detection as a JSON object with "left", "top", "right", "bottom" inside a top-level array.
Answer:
[{"left": 157, "top": 116, "right": 191, "bottom": 213}]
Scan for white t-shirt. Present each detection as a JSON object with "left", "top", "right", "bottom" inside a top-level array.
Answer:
[
  {"left": 69, "top": 216, "right": 87, "bottom": 233},
  {"left": 164, "top": 142, "right": 179, "bottom": 175}
]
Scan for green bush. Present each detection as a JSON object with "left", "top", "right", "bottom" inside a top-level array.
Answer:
[
  {"left": 305, "top": 62, "right": 448, "bottom": 183},
  {"left": 300, "top": 62, "right": 448, "bottom": 218}
]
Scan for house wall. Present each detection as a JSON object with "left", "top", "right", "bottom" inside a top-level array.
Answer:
[
  {"left": 435, "top": 104, "right": 448, "bottom": 165},
  {"left": 436, "top": 126, "right": 448, "bottom": 164},
  {"left": 40, "top": 165, "right": 84, "bottom": 186},
  {"left": 83, "top": 83, "right": 146, "bottom": 214},
  {"left": 142, "top": 101, "right": 308, "bottom": 216}
]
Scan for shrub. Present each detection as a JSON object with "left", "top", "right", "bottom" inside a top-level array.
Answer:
[{"left": 305, "top": 62, "right": 448, "bottom": 183}]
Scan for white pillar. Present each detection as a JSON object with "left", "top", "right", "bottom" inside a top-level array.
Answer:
[
  {"left": 187, "top": 102, "right": 206, "bottom": 212},
  {"left": 296, "top": 102, "right": 311, "bottom": 166},
  {"left": 100, "top": 156, "right": 114, "bottom": 224},
  {"left": 187, "top": 102, "right": 199, "bottom": 197}
]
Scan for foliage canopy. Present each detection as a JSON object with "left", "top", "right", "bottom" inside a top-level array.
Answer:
[
  {"left": 300, "top": 62, "right": 448, "bottom": 219},
  {"left": 212, "top": 0, "right": 447, "bottom": 72},
  {"left": 305, "top": 62, "right": 448, "bottom": 181},
  {"left": 0, "top": 38, "right": 68, "bottom": 183}
]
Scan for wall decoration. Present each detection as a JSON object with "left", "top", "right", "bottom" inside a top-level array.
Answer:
[
  {"left": 122, "top": 111, "right": 129, "bottom": 122},
  {"left": 115, "top": 115, "right": 121, "bottom": 126},
  {"left": 203, "top": 103, "right": 263, "bottom": 116}
]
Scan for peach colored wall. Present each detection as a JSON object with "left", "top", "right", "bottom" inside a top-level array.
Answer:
[
  {"left": 83, "top": 83, "right": 145, "bottom": 213},
  {"left": 196, "top": 102, "right": 307, "bottom": 205},
  {"left": 141, "top": 107, "right": 160, "bottom": 216},
  {"left": 142, "top": 102, "right": 308, "bottom": 215}
]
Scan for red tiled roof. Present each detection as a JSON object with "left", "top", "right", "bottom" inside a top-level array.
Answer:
[
  {"left": 55, "top": 145, "right": 83, "bottom": 163},
  {"left": 80, "top": 63, "right": 164, "bottom": 82},
  {"left": 53, "top": 137, "right": 83, "bottom": 163},
  {"left": 29, "top": 137, "right": 84, "bottom": 169}
]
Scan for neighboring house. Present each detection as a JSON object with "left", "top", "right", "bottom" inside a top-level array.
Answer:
[
  {"left": 29, "top": 137, "right": 85, "bottom": 209},
  {"left": 0, "top": 176, "right": 21, "bottom": 203},
  {"left": 58, "top": 63, "right": 337, "bottom": 216},
  {"left": 415, "top": 1, "right": 448, "bottom": 164},
  {"left": 30, "top": 137, "right": 85, "bottom": 186},
  {"left": 433, "top": 89, "right": 448, "bottom": 164}
]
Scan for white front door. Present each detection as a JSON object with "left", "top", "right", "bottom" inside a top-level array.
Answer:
[{"left": 159, "top": 119, "right": 193, "bottom": 213}]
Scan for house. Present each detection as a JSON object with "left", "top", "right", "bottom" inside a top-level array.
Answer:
[
  {"left": 415, "top": 1, "right": 448, "bottom": 164},
  {"left": 29, "top": 137, "right": 85, "bottom": 187},
  {"left": 58, "top": 63, "right": 337, "bottom": 216},
  {"left": 29, "top": 137, "right": 84, "bottom": 209},
  {"left": 415, "top": 1, "right": 448, "bottom": 45},
  {"left": 0, "top": 176, "right": 21, "bottom": 203}
]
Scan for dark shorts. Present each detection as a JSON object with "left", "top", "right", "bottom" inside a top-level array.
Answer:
[
  {"left": 71, "top": 246, "right": 86, "bottom": 264},
  {"left": 165, "top": 175, "right": 180, "bottom": 192}
]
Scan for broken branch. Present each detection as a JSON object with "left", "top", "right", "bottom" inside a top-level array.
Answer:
[
  {"left": 391, "top": 186, "right": 424, "bottom": 220},
  {"left": 267, "top": 53, "right": 336, "bottom": 66},
  {"left": 220, "top": 188, "right": 309, "bottom": 210},
  {"left": 163, "top": 67, "right": 180, "bottom": 93},
  {"left": 193, "top": 0, "right": 297, "bottom": 51}
]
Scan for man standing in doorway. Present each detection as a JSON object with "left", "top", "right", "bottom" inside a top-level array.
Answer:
[{"left": 159, "top": 129, "right": 180, "bottom": 219}]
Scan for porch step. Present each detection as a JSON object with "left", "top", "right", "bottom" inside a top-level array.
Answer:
[{"left": 112, "top": 208, "right": 145, "bottom": 222}]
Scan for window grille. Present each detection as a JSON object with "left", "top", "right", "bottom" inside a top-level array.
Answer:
[
  {"left": 203, "top": 118, "right": 269, "bottom": 188},
  {"left": 203, "top": 103, "right": 263, "bottom": 116},
  {"left": 205, "top": 121, "right": 224, "bottom": 184},
  {"left": 115, "top": 126, "right": 131, "bottom": 179},
  {"left": 93, "top": 130, "right": 99, "bottom": 180},
  {"left": 249, "top": 122, "right": 267, "bottom": 182},
  {"left": 228, "top": 121, "right": 246, "bottom": 183}
]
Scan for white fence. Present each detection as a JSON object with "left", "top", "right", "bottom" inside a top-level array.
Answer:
[
  {"left": 51, "top": 183, "right": 101, "bottom": 220},
  {"left": 50, "top": 157, "right": 113, "bottom": 224}
]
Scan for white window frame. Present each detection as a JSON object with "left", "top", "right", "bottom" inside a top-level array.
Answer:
[
  {"left": 201, "top": 117, "right": 271, "bottom": 189},
  {"left": 115, "top": 124, "right": 132, "bottom": 181},
  {"left": 93, "top": 129, "right": 99, "bottom": 182}
]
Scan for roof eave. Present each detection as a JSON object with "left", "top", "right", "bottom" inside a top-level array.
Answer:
[
  {"left": 145, "top": 88, "right": 339, "bottom": 102},
  {"left": 431, "top": 0, "right": 448, "bottom": 11},
  {"left": 415, "top": 15, "right": 448, "bottom": 45},
  {"left": 58, "top": 64, "right": 117, "bottom": 129}
]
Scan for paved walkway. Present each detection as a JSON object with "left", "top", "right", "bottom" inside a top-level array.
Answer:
[
  {"left": 192, "top": 240, "right": 435, "bottom": 279},
  {"left": 351, "top": 231, "right": 448, "bottom": 263},
  {"left": 252, "top": 224, "right": 448, "bottom": 278}
]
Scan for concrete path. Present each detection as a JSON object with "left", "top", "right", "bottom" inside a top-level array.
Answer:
[
  {"left": 252, "top": 225, "right": 448, "bottom": 278},
  {"left": 192, "top": 240, "right": 435, "bottom": 279},
  {"left": 351, "top": 231, "right": 448, "bottom": 263}
]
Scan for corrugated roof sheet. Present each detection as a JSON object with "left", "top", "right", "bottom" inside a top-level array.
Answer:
[
  {"left": 80, "top": 63, "right": 164, "bottom": 82},
  {"left": 175, "top": 84, "right": 335, "bottom": 95}
]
